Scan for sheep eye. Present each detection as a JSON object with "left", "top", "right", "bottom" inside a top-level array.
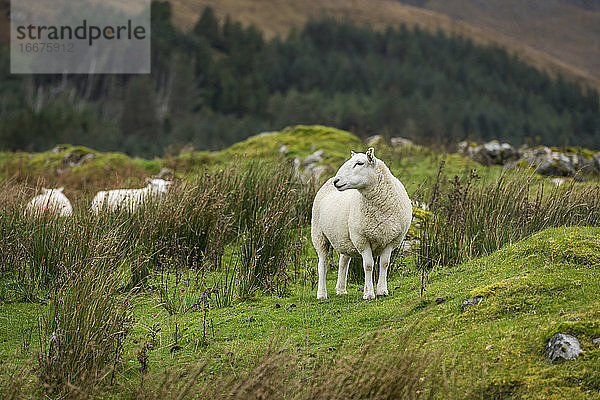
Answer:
[{"left": 354, "top": 161, "right": 364, "bottom": 168}]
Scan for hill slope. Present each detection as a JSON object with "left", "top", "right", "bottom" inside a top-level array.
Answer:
[
  {"left": 166, "top": 0, "right": 600, "bottom": 90},
  {"left": 404, "top": 0, "right": 600, "bottom": 82}
]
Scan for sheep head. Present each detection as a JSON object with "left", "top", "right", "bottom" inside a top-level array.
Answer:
[
  {"left": 146, "top": 178, "right": 172, "bottom": 194},
  {"left": 333, "top": 147, "right": 377, "bottom": 191}
]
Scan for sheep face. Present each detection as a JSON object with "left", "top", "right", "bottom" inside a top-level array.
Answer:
[
  {"left": 333, "top": 148, "right": 377, "bottom": 191},
  {"left": 146, "top": 178, "right": 172, "bottom": 194},
  {"left": 41, "top": 187, "right": 64, "bottom": 195}
]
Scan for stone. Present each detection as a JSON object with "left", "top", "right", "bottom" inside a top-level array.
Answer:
[
  {"left": 302, "top": 149, "right": 324, "bottom": 166},
  {"left": 399, "top": 239, "right": 419, "bottom": 253},
  {"left": 458, "top": 140, "right": 519, "bottom": 166},
  {"left": 593, "top": 338, "right": 600, "bottom": 346},
  {"left": 390, "top": 137, "right": 414, "bottom": 148},
  {"left": 294, "top": 150, "right": 329, "bottom": 184},
  {"left": 593, "top": 152, "right": 600, "bottom": 173},
  {"left": 366, "top": 135, "right": 384, "bottom": 146},
  {"left": 57, "top": 149, "right": 95, "bottom": 173},
  {"left": 551, "top": 178, "right": 565, "bottom": 187},
  {"left": 545, "top": 333, "right": 582, "bottom": 363},
  {"left": 522, "top": 146, "right": 577, "bottom": 177},
  {"left": 460, "top": 296, "right": 484, "bottom": 312}
]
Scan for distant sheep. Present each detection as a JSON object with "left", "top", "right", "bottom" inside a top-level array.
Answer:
[
  {"left": 25, "top": 187, "right": 73, "bottom": 217},
  {"left": 90, "top": 178, "right": 172, "bottom": 215},
  {"left": 311, "top": 148, "right": 412, "bottom": 300}
]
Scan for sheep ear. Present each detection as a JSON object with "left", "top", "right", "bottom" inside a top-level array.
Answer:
[
  {"left": 351, "top": 150, "right": 356, "bottom": 157},
  {"left": 366, "top": 147, "right": 375, "bottom": 164},
  {"left": 145, "top": 177, "right": 152, "bottom": 184},
  {"left": 57, "top": 187, "right": 64, "bottom": 192}
]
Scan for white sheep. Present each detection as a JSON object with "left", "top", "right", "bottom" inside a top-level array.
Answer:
[
  {"left": 90, "top": 178, "right": 172, "bottom": 215},
  {"left": 25, "top": 187, "right": 73, "bottom": 217},
  {"left": 311, "top": 148, "right": 412, "bottom": 300}
]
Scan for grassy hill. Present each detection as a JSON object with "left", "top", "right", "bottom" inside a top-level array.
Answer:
[
  {"left": 2, "top": 126, "right": 600, "bottom": 398},
  {"left": 403, "top": 0, "right": 600, "bottom": 82},
  {"left": 165, "top": 0, "right": 600, "bottom": 91}
]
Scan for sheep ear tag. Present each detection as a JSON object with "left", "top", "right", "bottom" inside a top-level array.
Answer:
[{"left": 366, "top": 147, "right": 375, "bottom": 164}]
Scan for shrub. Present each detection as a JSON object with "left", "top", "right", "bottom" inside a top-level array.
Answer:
[{"left": 418, "top": 164, "right": 600, "bottom": 272}]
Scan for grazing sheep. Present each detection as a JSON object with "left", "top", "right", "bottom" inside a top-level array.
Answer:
[
  {"left": 311, "top": 148, "right": 412, "bottom": 300},
  {"left": 25, "top": 187, "right": 73, "bottom": 217},
  {"left": 90, "top": 178, "right": 172, "bottom": 215}
]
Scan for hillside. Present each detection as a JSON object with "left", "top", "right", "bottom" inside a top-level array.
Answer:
[
  {"left": 402, "top": 0, "right": 600, "bottom": 82},
  {"left": 165, "top": 0, "right": 600, "bottom": 91},
  {"left": 2, "top": 126, "right": 600, "bottom": 398}
]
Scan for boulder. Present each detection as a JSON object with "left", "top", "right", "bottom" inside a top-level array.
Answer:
[
  {"left": 545, "top": 333, "right": 582, "bottom": 363},
  {"left": 593, "top": 153, "right": 600, "bottom": 173},
  {"left": 593, "top": 338, "right": 600, "bottom": 346},
  {"left": 527, "top": 148, "right": 576, "bottom": 177},
  {"left": 294, "top": 150, "right": 329, "bottom": 184},
  {"left": 458, "top": 140, "right": 519, "bottom": 166},
  {"left": 521, "top": 146, "right": 589, "bottom": 177},
  {"left": 366, "top": 135, "right": 384, "bottom": 146},
  {"left": 391, "top": 137, "right": 414, "bottom": 148},
  {"left": 302, "top": 149, "right": 324, "bottom": 167},
  {"left": 57, "top": 149, "right": 95, "bottom": 173},
  {"left": 460, "top": 296, "right": 484, "bottom": 312}
]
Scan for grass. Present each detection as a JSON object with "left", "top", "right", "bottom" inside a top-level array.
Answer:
[
  {"left": 2, "top": 226, "right": 600, "bottom": 398},
  {"left": 2, "top": 126, "right": 600, "bottom": 398}
]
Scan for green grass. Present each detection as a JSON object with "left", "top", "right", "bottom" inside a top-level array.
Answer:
[
  {"left": 2, "top": 226, "right": 600, "bottom": 398},
  {"left": 3, "top": 127, "right": 600, "bottom": 398}
]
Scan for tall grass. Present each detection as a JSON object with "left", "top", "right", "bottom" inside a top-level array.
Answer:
[
  {"left": 127, "top": 331, "right": 463, "bottom": 400},
  {"left": 418, "top": 164, "right": 600, "bottom": 272},
  {"left": 0, "top": 160, "right": 314, "bottom": 395},
  {"left": 40, "top": 256, "right": 132, "bottom": 395}
]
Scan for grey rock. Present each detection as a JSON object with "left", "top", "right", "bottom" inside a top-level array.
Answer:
[
  {"left": 302, "top": 150, "right": 324, "bottom": 166},
  {"left": 57, "top": 149, "right": 95, "bottom": 173},
  {"left": 460, "top": 296, "right": 484, "bottom": 312},
  {"left": 391, "top": 137, "right": 414, "bottom": 148},
  {"left": 458, "top": 140, "right": 520, "bottom": 166},
  {"left": 551, "top": 178, "right": 566, "bottom": 187},
  {"left": 366, "top": 135, "right": 384, "bottom": 146},
  {"left": 294, "top": 150, "right": 329, "bottom": 184},
  {"left": 522, "top": 146, "right": 577, "bottom": 177},
  {"left": 593, "top": 337, "right": 600, "bottom": 346},
  {"left": 545, "top": 333, "right": 582, "bottom": 363},
  {"left": 256, "top": 131, "right": 277, "bottom": 137},
  {"left": 593, "top": 152, "right": 600, "bottom": 173},
  {"left": 399, "top": 239, "right": 419, "bottom": 253}
]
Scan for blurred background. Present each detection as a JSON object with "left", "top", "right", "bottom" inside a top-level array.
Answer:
[{"left": 0, "top": 0, "right": 599, "bottom": 158}]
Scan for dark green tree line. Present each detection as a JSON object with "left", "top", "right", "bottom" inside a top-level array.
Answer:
[{"left": 0, "top": 2, "right": 598, "bottom": 157}]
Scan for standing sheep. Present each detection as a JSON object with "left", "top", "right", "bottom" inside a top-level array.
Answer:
[
  {"left": 90, "top": 178, "right": 172, "bottom": 215},
  {"left": 25, "top": 187, "right": 73, "bottom": 217},
  {"left": 311, "top": 148, "right": 412, "bottom": 300}
]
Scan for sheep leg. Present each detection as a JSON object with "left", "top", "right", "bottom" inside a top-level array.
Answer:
[
  {"left": 361, "top": 248, "right": 375, "bottom": 300},
  {"left": 315, "top": 245, "right": 329, "bottom": 299},
  {"left": 376, "top": 247, "right": 393, "bottom": 296},
  {"left": 335, "top": 254, "right": 351, "bottom": 295}
]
